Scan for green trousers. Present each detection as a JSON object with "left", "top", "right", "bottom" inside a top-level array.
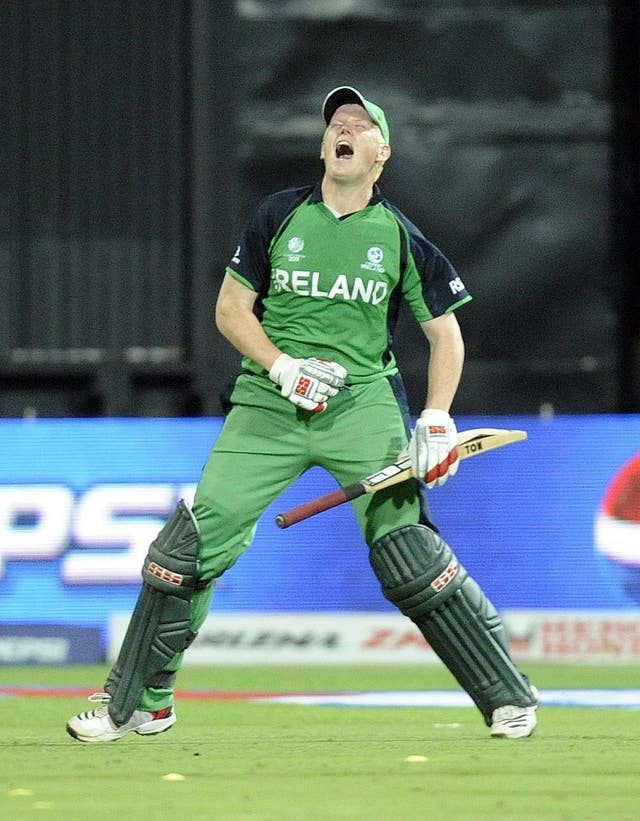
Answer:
[{"left": 139, "top": 373, "right": 424, "bottom": 711}]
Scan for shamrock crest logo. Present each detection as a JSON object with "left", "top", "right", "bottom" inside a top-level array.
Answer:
[{"left": 367, "top": 246, "right": 384, "bottom": 264}]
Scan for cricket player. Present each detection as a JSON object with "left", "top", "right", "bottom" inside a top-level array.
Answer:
[{"left": 67, "top": 86, "right": 538, "bottom": 742}]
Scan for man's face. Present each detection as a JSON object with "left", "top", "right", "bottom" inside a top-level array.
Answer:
[{"left": 320, "top": 103, "right": 390, "bottom": 181}]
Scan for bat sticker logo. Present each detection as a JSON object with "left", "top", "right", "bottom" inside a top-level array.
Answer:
[{"left": 462, "top": 440, "right": 484, "bottom": 455}]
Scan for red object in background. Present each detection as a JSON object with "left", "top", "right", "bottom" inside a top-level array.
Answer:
[
  {"left": 595, "top": 453, "right": 640, "bottom": 567},
  {"left": 601, "top": 454, "right": 640, "bottom": 522}
]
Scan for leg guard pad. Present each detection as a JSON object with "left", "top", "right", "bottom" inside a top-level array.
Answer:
[
  {"left": 370, "top": 524, "right": 537, "bottom": 724},
  {"left": 104, "top": 501, "right": 201, "bottom": 726}
]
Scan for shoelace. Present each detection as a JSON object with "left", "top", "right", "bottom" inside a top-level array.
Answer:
[{"left": 88, "top": 691, "right": 111, "bottom": 717}]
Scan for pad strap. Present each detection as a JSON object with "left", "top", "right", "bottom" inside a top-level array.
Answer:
[
  {"left": 104, "top": 501, "right": 201, "bottom": 726},
  {"left": 370, "top": 524, "right": 537, "bottom": 725}
]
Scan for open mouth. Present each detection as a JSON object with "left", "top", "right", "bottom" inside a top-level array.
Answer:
[{"left": 335, "top": 141, "right": 354, "bottom": 159}]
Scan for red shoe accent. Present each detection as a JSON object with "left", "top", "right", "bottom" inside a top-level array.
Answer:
[{"left": 152, "top": 707, "right": 173, "bottom": 720}]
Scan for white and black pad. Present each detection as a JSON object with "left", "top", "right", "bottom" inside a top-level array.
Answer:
[
  {"left": 369, "top": 524, "right": 537, "bottom": 725},
  {"left": 104, "top": 501, "right": 201, "bottom": 726}
]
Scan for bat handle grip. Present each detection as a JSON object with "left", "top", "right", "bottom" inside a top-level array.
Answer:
[{"left": 275, "top": 484, "right": 362, "bottom": 528}]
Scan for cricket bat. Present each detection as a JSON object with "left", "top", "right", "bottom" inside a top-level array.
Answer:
[{"left": 275, "top": 428, "right": 527, "bottom": 529}]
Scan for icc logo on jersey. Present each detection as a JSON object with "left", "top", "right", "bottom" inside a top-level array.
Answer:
[{"left": 287, "top": 237, "right": 305, "bottom": 262}]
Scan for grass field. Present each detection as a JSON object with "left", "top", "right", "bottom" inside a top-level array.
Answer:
[{"left": 1, "top": 663, "right": 639, "bottom": 820}]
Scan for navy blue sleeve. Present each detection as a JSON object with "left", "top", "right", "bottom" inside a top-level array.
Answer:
[
  {"left": 226, "top": 185, "right": 315, "bottom": 296},
  {"left": 384, "top": 201, "right": 472, "bottom": 316}
]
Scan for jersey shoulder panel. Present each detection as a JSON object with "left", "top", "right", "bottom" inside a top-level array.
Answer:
[
  {"left": 381, "top": 199, "right": 447, "bottom": 273},
  {"left": 255, "top": 185, "right": 317, "bottom": 239},
  {"left": 227, "top": 184, "right": 316, "bottom": 293},
  {"left": 380, "top": 198, "right": 472, "bottom": 317}
]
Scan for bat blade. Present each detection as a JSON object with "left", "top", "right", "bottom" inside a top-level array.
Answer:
[
  {"left": 275, "top": 428, "right": 527, "bottom": 529},
  {"left": 455, "top": 427, "right": 527, "bottom": 459}
]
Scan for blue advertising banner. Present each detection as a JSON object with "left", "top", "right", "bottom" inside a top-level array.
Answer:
[
  {"left": 0, "top": 624, "right": 102, "bottom": 664},
  {"left": 0, "top": 415, "right": 639, "bottom": 638}
]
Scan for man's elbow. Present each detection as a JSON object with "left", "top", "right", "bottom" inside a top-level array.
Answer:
[{"left": 215, "top": 298, "right": 233, "bottom": 335}]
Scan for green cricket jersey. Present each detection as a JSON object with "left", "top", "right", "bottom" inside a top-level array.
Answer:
[{"left": 226, "top": 183, "right": 471, "bottom": 383}]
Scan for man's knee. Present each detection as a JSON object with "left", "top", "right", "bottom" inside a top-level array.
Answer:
[{"left": 369, "top": 523, "right": 464, "bottom": 616}]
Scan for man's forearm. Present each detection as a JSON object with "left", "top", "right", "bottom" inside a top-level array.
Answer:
[
  {"left": 425, "top": 337, "right": 464, "bottom": 411},
  {"left": 420, "top": 313, "right": 465, "bottom": 412},
  {"left": 217, "top": 307, "right": 281, "bottom": 372},
  {"left": 215, "top": 274, "right": 282, "bottom": 371}
]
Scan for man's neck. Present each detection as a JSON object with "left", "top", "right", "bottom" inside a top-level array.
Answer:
[{"left": 320, "top": 177, "right": 375, "bottom": 216}]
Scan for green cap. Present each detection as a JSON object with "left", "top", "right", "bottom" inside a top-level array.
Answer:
[{"left": 322, "top": 86, "right": 390, "bottom": 145}]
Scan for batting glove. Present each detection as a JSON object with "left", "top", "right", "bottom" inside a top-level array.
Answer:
[
  {"left": 269, "top": 354, "right": 347, "bottom": 413},
  {"left": 408, "top": 409, "right": 460, "bottom": 488}
]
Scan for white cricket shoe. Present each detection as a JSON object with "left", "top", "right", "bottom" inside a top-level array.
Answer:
[
  {"left": 490, "top": 683, "right": 539, "bottom": 739},
  {"left": 66, "top": 693, "right": 176, "bottom": 743},
  {"left": 490, "top": 703, "right": 538, "bottom": 738}
]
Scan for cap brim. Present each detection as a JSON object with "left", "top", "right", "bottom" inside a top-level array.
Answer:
[{"left": 322, "top": 86, "right": 369, "bottom": 125}]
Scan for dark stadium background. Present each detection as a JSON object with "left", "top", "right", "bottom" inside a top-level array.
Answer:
[{"left": 2, "top": 0, "right": 638, "bottom": 419}]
